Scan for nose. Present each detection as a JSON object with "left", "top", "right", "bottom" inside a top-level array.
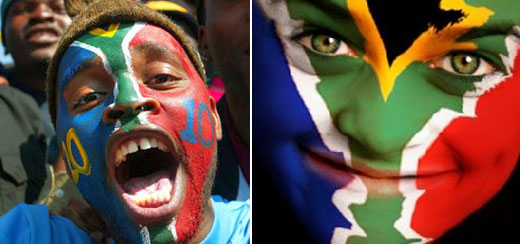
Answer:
[
  {"left": 102, "top": 98, "right": 160, "bottom": 124},
  {"left": 335, "top": 105, "right": 414, "bottom": 158},
  {"left": 29, "top": 3, "right": 53, "bottom": 22}
]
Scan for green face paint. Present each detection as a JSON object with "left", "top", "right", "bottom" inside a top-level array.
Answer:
[{"left": 75, "top": 22, "right": 147, "bottom": 132}]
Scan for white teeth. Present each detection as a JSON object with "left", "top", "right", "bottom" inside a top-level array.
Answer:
[
  {"left": 150, "top": 138, "right": 158, "bottom": 148},
  {"left": 116, "top": 149, "right": 123, "bottom": 166},
  {"left": 140, "top": 138, "right": 151, "bottom": 150},
  {"left": 121, "top": 145, "right": 128, "bottom": 156},
  {"left": 158, "top": 141, "right": 168, "bottom": 152},
  {"left": 115, "top": 137, "right": 169, "bottom": 167},
  {"left": 128, "top": 141, "right": 138, "bottom": 154}
]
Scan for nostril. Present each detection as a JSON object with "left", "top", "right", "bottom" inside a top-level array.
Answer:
[{"left": 108, "top": 110, "right": 125, "bottom": 120}]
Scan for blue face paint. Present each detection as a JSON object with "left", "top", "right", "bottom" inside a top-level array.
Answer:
[
  {"left": 252, "top": 3, "right": 352, "bottom": 243},
  {"left": 56, "top": 45, "right": 142, "bottom": 243}
]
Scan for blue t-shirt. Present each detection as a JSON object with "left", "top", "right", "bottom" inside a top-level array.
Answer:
[
  {"left": 201, "top": 196, "right": 251, "bottom": 244},
  {"left": 0, "top": 197, "right": 250, "bottom": 243},
  {"left": 0, "top": 204, "right": 92, "bottom": 243}
]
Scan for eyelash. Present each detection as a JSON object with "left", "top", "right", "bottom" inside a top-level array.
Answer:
[
  {"left": 431, "top": 52, "right": 498, "bottom": 76},
  {"left": 146, "top": 74, "right": 181, "bottom": 89},
  {"left": 72, "top": 92, "right": 105, "bottom": 110},
  {"left": 293, "top": 31, "right": 357, "bottom": 57}
]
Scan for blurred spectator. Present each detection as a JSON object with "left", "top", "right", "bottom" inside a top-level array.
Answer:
[
  {"left": 197, "top": 0, "right": 250, "bottom": 201},
  {"left": 0, "top": 86, "right": 47, "bottom": 214},
  {"left": 0, "top": 0, "right": 81, "bottom": 213}
]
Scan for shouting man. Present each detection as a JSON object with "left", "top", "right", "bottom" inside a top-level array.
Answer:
[{"left": 0, "top": 0, "right": 250, "bottom": 243}]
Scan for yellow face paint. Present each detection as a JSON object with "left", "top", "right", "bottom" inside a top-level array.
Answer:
[
  {"left": 89, "top": 23, "right": 121, "bottom": 38},
  {"left": 347, "top": 0, "right": 493, "bottom": 101},
  {"left": 62, "top": 128, "right": 91, "bottom": 183}
]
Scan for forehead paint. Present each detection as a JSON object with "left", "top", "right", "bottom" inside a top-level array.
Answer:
[
  {"left": 74, "top": 22, "right": 148, "bottom": 132},
  {"left": 260, "top": 0, "right": 520, "bottom": 243},
  {"left": 348, "top": 0, "right": 493, "bottom": 101}
]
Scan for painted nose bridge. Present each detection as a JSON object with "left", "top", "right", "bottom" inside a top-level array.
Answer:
[
  {"left": 336, "top": 105, "right": 413, "bottom": 158},
  {"left": 102, "top": 72, "right": 159, "bottom": 125},
  {"left": 115, "top": 72, "right": 140, "bottom": 106}
]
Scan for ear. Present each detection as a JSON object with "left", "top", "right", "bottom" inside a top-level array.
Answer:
[
  {"left": 197, "top": 26, "right": 211, "bottom": 65},
  {"left": 209, "top": 96, "right": 222, "bottom": 141}
]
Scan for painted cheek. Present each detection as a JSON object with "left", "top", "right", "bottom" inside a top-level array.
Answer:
[
  {"left": 140, "top": 82, "right": 215, "bottom": 241},
  {"left": 413, "top": 44, "right": 520, "bottom": 238}
]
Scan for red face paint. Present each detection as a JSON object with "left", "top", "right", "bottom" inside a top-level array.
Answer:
[
  {"left": 413, "top": 44, "right": 520, "bottom": 238},
  {"left": 129, "top": 24, "right": 216, "bottom": 241}
]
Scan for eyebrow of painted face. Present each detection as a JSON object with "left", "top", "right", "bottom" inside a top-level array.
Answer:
[
  {"left": 131, "top": 42, "right": 182, "bottom": 67},
  {"left": 69, "top": 58, "right": 103, "bottom": 81},
  {"left": 460, "top": 22, "right": 520, "bottom": 40}
]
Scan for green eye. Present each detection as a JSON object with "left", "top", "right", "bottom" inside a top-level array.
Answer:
[
  {"left": 451, "top": 53, "right": 480, "bottom": 74},
  {"left": 311, "top": 34, "right": 341, "bottom": 54}
]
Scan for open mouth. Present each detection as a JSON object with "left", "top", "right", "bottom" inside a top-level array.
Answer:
[{"left": 108, "top": 128, "right": 184, "bottom": 224}]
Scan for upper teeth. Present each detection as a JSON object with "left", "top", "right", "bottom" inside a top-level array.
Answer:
[{"left": 115, "top": 137, "right": 168, "bottom": 166}]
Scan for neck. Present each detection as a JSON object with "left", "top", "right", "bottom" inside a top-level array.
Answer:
[
  {"left": 188, "top": 199, "right": 214, "bottom": 244},
  {"left": 14, "top": 63, "right": 47, "bottom": 91},
  {"left": 225, "top": 91, "right": 250, "bottom": 148}
]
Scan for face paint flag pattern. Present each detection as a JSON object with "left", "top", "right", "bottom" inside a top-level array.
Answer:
[
  {"left": 255, "top": 0, "right": 520, "bottom": 243},
  {"left": 56, "top": 22, "right": 215, "bottom": 244}
]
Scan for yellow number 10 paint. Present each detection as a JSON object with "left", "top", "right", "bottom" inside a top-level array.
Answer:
[{"left": 61, "top": 128, "right": 92, "bottom": 183}]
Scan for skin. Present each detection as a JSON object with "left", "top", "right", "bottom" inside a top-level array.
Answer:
[
  {"left": 56, "top": 22, "right": 221, "bottom": 244},
  {"left": 4, "top": 0, "right": 71, "bottom": 90},
  {"left": 199, "top": 0, "right": 250, "bottom": 148},
  {"left": 256, "top": 0, "right": 520, "bottom": 243}
]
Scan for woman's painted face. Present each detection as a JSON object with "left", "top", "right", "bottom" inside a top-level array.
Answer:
[
  {"left": 255, "top": 1, "right": 520, "bottom": 243},
  {"left": 56, "top": 22, "right": 220, "bottom": 243}
]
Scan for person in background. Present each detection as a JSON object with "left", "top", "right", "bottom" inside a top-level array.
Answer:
[
  {"left": 196, "top": 0, "right": 250, "bottom": 201},
  {"left": 0, "top": 0, "right": 78, "bottom": 212},
  {"left": 0, "top": 85, "right": 47, "bottom": 215}
]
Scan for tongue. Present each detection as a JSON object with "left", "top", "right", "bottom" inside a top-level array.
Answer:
[
  {"left": 123, "top": 170, "right": 172, "bottom": 195},
  {"left": 123, "top": 170, "right": 174, "bottom": 208}
]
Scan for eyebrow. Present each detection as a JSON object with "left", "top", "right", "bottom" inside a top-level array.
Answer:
[
  {"left": 132, "top": 42, "right": 182, "bottom": 67},
  {"left": 72, "top": 58, "right": 102, "bottom": 77},
  {"left": 459, "top": 22, "right": 520, "bottom": 40}
]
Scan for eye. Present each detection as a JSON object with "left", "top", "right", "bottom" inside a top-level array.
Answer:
[
  {"left": 147, "top": 74, "right": 180, "bottom": 89},
  {"left": 72, "top": 92, "right": 103, "bottom": 110},
  {"left": 297, "top": 33, "right": 357, "bottom": 57},
  {"left": 11, "top": 4, "right": 29, "bottom": 14},
  {"left": 432, "top": 52, "right": 496, "bottom": 76}
]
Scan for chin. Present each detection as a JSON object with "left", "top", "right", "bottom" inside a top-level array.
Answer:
[{"left": 29, "top": 46, "right": 59, "bottom": 63}]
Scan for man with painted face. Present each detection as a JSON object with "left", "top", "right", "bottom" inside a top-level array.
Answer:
[
  {"left": 0, "top": 0, "right": 250, "bottom": 243},
  {"left": 254, "top": 0, "right": 520, "bottom": 243}
]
